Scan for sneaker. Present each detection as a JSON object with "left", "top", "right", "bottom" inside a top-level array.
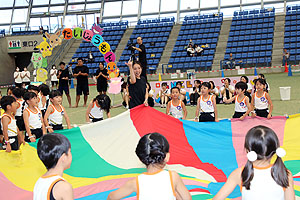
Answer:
[
  {"left": 126, "top": 105, "right": 129, "bottom": 109},
  {"left": 161, "top": 104, "right": 163, "bottom": 108}
]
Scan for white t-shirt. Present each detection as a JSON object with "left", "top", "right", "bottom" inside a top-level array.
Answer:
[
  {"left": 187, "top": 48, "right": 195, "bottom": 54},
  {"left": 34, "top": 175, "right": 66, "bottom": 200},
  {"left": 211, "top": 87, "right": 219, "bottom": 96},
  {"left": 48, "top": 104, "right": 65, "bottom": 125},
  {"left": 247, "top": 83, "right": 253, "bottom": 91},
  {"left": 137, "top": 170, "right": 176, "bottom": 200},
  {"left": 254, "top": 92, "right": 269, "bottom": 110},
  {"left": 14, "top": 72, "right": 22, "bottom": 83},
  {"left": 169, "top": 100, "right": 184, "bottom": 119},
  {"left": 149, "top": 89, "right": 154, "bottom": 96},
  {"left": 50, "top": 69, "right": 58, "bottom": 81},
  {"left": 220, "top": 85, "right": 234, "bottom": 96},
  {"left": 22, "top": 71, "right": 30, "bottom": 82},
  {"left": 199, "top": 95, "right": 214, "bottom": 113},
  {"left": 189, "top": 87, "right": 200, "bottom": 94},
  {"left": 241, "top": 165, "right": 284, "bottom": 200},
  {"left": 159, "top": 89, "right": 170, "bottom": 96},
  {"left": 195, "top": 46, "right": 203, "bottom": 53}
]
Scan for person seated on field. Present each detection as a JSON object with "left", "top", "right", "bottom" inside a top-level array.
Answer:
[
  {"left": 189, "top": 80, "right": 201, "bottom": 106},
  {"left": 209, "top": 81, "right": 221, "bottom": 104},
  {"left": 159, "top": 82, "right": 170, "bottom": 108},
  {"left": 220, "top": 78, "right": 235, "bottom": 103}
]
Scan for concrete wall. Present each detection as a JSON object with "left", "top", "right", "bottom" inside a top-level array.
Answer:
[
  {"left": 6, "top": 35, "right": 44, "bottom": 53},
  {"left": 0, "top": 38, "right": 16, "bottom": 86},
  {"left": 0, "top": 35, "right": 46, "bottom": 85}
]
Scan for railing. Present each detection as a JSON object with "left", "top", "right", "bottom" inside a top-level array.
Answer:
[
  {"left": 46, "top": 37, "right": 73, "bottom": 71},
  {"left": 220, "top": 58, "right": 271, "bottom": 70}
]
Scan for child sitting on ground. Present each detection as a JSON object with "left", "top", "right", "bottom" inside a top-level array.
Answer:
[
  {"left": 23, "top": 92, "right": 46, "bottom": 142},
  {"left": 189, "top": 80, "right": 201, "bottom": 106},
  {"left": 213, "top": 125, "right": 295, "bottom": 200},
  {"left": 86, "top": 94, "right": 111, "bottom": 123},
  {"left": 166, "top": 87, "right": 187, "bottom": 120},
  {"left": 195, "top": 82, "right": 219, "bottom": 122},
  {"left": 159, "top": 82, "right": 170, "bottom": 108},
  {"left": 44, "top": 90, "right": 71, "bottom": 132},
  {"left": 251, "top": 79, "right": 273, "bottom": 119},
  {"left": 223, "top": 81, "right": 251, "bottom": 120},
  {"left": 220, "top": 78, "right": 235, "bottom": 103},
  {"left": 176, "top": 81, "right": 187, "bottom": 105},
  {"left": 33, "top": 133, "right": 73, "bottom": 200},
  {"left": 0, "top": 96, "right": 25, "bottom": 152},
  {"left": 107, "top": 132, "right": 192, "bottom": 200}
]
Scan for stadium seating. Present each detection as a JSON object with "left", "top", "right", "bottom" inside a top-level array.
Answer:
[
  {"left": 118, "top": 17, "right": 175, "bottom": 74},
  {"left": 224, "top": 8, "right": 275, "bottom": 68},
  {"left": 168, "top": 13, "right": 223, "bottom": 72},
  {"left": 11, "top": 26, "right": 49, "bottom": 36},
  {"left": 284, "top": 6, "right": 300, "bottom": 65}
]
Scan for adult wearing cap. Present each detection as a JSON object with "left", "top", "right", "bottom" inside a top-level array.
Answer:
[
  {"left": 132, "top": 37, "right": 147, "bottom": 80},
  {"left": 73, "top": 58, "right": 89, "bottom": 107}
]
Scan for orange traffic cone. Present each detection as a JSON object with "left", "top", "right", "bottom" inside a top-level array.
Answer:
[{"left": 284, "top": 62, "right": 288, "bottom": 73}]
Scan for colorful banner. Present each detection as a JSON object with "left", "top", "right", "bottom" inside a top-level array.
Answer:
[
  {"left": 0, "top": 105, "right": 299, "bottom": 199},
  {"left": 150, "top": 75, "right": 256, "bottom": 101}
]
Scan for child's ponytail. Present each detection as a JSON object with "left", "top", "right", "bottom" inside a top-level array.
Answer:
[
  {"left": 243, "top": 126, "right": 290, "bottom": 190},
  {"left": 242, "top": 160, "right": 255, "bottom": 190},
  {"left": 95, "top": 94, "right": 111, "bottom": 114},
  {"left": 271, "top": 154, "right": 289, "bottom": 188}
]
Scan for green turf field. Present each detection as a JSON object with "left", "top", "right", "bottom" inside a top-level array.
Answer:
[{"left": 2, "top": 72, "right": 299, "bottom": 126}]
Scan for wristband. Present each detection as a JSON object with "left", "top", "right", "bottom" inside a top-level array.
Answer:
[
  {"left": 4, "top": 140, "right": 10, "bottom": 144},
  {"left": 28, "top": 135, "right": 35, "bottom": 139},
  {"left": 46, "top": 126, "right": 53, "bottom": 129},
  {"left": 194, "top": 117, "right": 199, "bottom": 120}
]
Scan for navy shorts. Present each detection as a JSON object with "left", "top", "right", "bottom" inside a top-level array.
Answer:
[
  {"left": 25, "top": 128, "right": 43, "bottom": 142},
  {"left": 3, "top": 136, "right": 19, "bottom": 151},
  {"left": 76, "top": 83, "right": 89, "bottom": 96},
  {"left": 199, "top": 112, "right": 215, "bottom": 122},
  {"left": 58, "top": 85, "right": 70, "bottom": 95}
]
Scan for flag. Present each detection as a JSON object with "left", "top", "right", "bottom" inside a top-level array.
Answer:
[{"left": 1, "top": 105, "right": 299, "bottom": 199}]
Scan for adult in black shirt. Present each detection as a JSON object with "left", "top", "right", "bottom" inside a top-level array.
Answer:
[
  {"left": 57, "top": 62, "right": 72, "bottom": 107},
  {"left": 132, "top": 37, "right": 147, "bottom": 80},
  {"left": 126, "top": 60, "right": 148, "bottom": 109},
  {"left": 73, "top": 58, "right": 89, "bottom": 107},
  {"left": 94, "top": 62, "right": 109, "bottom": 95}
]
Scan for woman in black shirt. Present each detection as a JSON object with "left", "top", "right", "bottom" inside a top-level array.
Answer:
[
  {"left": 94, "top": 62, "right": 109, "bottom": 95},
  {"left": 126, "top": 60, "right": 148, "bottom": 109}
]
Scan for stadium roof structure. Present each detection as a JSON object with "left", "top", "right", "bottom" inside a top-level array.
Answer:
[{"left": 0, "top": 0, "right": 299, "bottom": 34}]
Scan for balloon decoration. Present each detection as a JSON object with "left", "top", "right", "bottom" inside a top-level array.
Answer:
[
  {"left": 107, "top": 62, "right": 119, "bottom": 78},
  {"left": 34, "top": 24, "right": 119, "bottom": 79},
  {"left": 92, "top": 24, "right": 104, "bottom": 35},
  {"left": 35, "top": 37, "right": 53, "bottom": 58},
  {"left": 36, "top": 68, "right": 48, "bottom": 83},
  {"left": 45, "top": 30, "right": 64, "bottom": 48},
  {"left": 31, "top": 53, "right": 47, "bottom": 69}
]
